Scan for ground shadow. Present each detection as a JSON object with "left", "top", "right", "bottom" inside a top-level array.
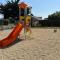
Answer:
[{"left": 2, "top": 38, "right": 24, "bottom": 49}]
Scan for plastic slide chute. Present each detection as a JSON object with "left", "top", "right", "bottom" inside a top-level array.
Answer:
[{"left": 0, "top": 23, "right": 23, "bottom": 48}]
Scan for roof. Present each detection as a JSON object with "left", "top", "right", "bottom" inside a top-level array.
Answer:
[
  {"left": 32, "top": 16, "right": 43, "bottom": 21},
  {"left": 18, "top": 2, "right": 28, "bottom": 9}
]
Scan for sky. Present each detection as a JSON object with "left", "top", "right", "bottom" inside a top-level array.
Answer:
[{"left": 0, "top": 0, "right": 60, "bottom": 18}]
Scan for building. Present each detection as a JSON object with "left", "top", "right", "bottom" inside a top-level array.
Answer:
[{"left": 31, "top": 16, "right": 42, "bottom": 27}]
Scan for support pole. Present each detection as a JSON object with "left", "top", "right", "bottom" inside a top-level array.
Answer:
[{"left": 24, "top": 7, "right": 27, "bottom": 40}]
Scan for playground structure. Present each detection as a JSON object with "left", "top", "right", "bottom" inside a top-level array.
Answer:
[
  {"left": 0, "top": 2, "right": 31, "bottom": 48},
  {"left": 18, "top": 2, "right": 32, "bottom": 39}
]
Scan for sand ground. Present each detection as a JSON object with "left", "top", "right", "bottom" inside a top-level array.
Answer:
[{"left": 0, "top": 28, "right": 60, "bottom": 60}]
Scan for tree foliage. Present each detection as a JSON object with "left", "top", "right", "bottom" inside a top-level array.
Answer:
[
  {"left": 48, "top": 11, "right": 60, "bottom": 20},
  {"left": 0, "top": 0, "right": 20, "bottom": 20}
]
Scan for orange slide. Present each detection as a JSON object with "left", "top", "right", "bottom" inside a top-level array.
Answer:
[{"left": 0, "top": 23, "right": 23, "bottom": 48}]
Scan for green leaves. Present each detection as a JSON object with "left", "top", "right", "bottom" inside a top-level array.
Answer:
[
  {"left": 6, "top": 0, "right": 20, "bottom": 4},
  {"left": 48, "top": 11, "right": 60, "bottom": 20}
]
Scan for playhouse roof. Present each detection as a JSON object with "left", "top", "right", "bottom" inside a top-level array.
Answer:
[{"left": 18, "top": 2, "right": 28, "bottom": 9}]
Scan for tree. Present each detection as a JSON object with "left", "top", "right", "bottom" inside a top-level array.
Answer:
[
  {"left": 48, "top": 11, "right": 60, "bottom": 20},
  {"left": 0, "top": 4, "right": 4, "bottom": 13},
  {"left": 48, "top": 11, "right": 60, "bottom": 26},
  {"left": 0, "top": 0, "right": 20, "bottom": 20},
  {"left": 6, "top": 0, "right": 20, "bottom": 4}
]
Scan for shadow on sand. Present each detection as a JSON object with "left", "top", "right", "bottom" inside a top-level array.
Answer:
[{"left": 2, "top": 38, "right": 24, "bottom": 49}]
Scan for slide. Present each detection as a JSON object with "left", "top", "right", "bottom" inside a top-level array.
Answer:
[{"left": 0, "top": 23, "right": 23, "bottom": 48}]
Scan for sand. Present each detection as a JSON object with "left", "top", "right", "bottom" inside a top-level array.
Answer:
[{"left": 0, "top": 28, "right": 60, "bottom": 60}]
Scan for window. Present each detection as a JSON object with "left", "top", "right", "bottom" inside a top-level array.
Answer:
[
  {"left": 21, "top": 8, "right": 24, "bottom": 16},
  {"left": 27, "top": 8, "right": 30, "bottom": 15}
]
